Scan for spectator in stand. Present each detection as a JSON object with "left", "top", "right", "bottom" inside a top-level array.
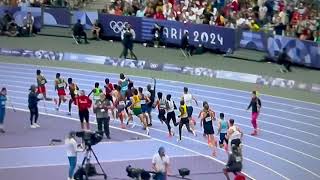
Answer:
[
  {"left": 215, "top": 11, "right": 225, "bottom": 26},
  {"left": 273, "top": 16, "right": 286, "bottom": 35},
  {"left": 314, "top": 31, "right": 320, "bottom": 44},
  {"left": 167, "top": 11, "right": 176, "bottom": 21},
  {"left": 114, "top": 5, "right": 123, "bottom": 16},
  {"left": 136, "top": 6, "right": 146, "bottom": 17},
  {"left": 145, "top": 3, "right": 155, "bottom": 18},
  {"left": 154, "top": 7, "right": 165, "bottom": 20}
]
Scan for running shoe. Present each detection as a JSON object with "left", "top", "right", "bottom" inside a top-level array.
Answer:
[
  {"left": 30, "top": 124, "right": 37, "bottom": 128},
  {"left": 131, "top": 122, "right": 136, "bottom": 128},
  {"left": 34, "top": 123, "right": 40, "bottom": 128},
  {"left": 67, "top": 112, "right": 71, "bottom": 116},
  {"left": 146, "top": 128, "right": 150, "bottom": 135}
]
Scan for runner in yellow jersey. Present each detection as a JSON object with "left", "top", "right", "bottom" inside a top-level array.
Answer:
[
  {"left": 67, "top": 78, "right": 79, "bottom": 116},
  {"left": 130, "top": 88, "right": 149, "bottom": 135},
  {"left": 177, "top": 100, "right": 194, "bottom": 142},
  {"left": 54, "top": 73, "right": 67, "bottom": 111}
]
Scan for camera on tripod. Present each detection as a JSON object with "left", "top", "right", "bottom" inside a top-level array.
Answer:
[
  {"left": 75, "top": 131, "right": 103, "bottom": 147},
  {"left": 73, "top": 131, "right": 107, "bottom": 180}
]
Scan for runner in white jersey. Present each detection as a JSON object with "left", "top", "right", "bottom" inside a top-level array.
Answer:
[
  {"left": 165, "top": 94, "right": 178, "bottom": 137},
  {"left": 181, "top": 87, "right": 198, "bottom": 136},
  {"left": 226, "top": 119, "right": 243, "bottom": 155}
]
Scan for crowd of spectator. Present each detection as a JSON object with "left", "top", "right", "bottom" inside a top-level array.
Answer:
[{"left": 102, "top": 0, "right": 320, "bottom": 43}]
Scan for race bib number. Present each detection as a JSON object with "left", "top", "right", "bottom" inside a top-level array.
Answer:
[
  {"left": 58, "top": 83, "right": 64, "bottom": 88},
  {"left": 119, "top": 101, "right": 125, "bottom": 106},
  {"left": 100, "top": 109, "right": 105, "bottom": 112},
  {"left": 140, "top": 100, "right": 146, "bottom": 104},
  {"left": 205, "top": 117, "right": 211, "bottom": 122},
  {"left": 41, "top": 79, "right": 46, "bottom": 85},
  {"left": 235, "top": 156, "right": 241, "bottom": 162},
  {"left": 93, "top": 96, "right": 100, "bottom": 100}
]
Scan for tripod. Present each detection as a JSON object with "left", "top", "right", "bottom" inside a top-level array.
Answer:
[{"left": 75, "top": 145, "right": 107, "bottom": 180}]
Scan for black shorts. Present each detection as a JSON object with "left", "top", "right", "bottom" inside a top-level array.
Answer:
[
  {"left": 225, "top": 166, "right": 241, "bottom": 173},
  {"left": 79, "top": 109, "right": 89, "bottom": 123},
  {"left": 180, "top": 117, "right": 189, "bottom": 125},
  {"left": 166, "top": 111, "right": 176, "bottom": 121},
  {"left": 187, "top": 106, "right": 193, "bottom": 118},
  {"left": 231, "top": 139, "right": 241, "bottom": 148},
  {"left": 158, "top": 109, "right": 166, "bottom": 121}
]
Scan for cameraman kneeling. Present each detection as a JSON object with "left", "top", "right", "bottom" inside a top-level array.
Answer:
[
  {"left": 94, "top": 93, "right": 113, "bottom": 139},
  {"left": 73, "top": 19, "right": 89, "bottom": 44},
  {"left": 65, "top": 131, "right": 84, "bottom": 180},
  {"left": 223, "top": 145, "right": 243, "bottom": 180}
]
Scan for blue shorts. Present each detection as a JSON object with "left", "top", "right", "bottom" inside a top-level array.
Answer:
[
  {"left": 187, "top": 106, "right": 193, "bottom": 118},
  {"left": 141, "top": 104, "right": 148, "bottom": 113}
]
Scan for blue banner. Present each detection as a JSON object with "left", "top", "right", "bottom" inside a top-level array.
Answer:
[
  {"left": 98, "top": 14, "right": 236, "bottom": 52},
  {"left": 267, "top": 35, "right": 320, "bottom": 69},
  {"left": 239, "top": 30, "right": 268, "bottom": 51},
  {"left": 43, "top": 7, "right": 71, "bottom": 27},
  {"left": 72, "top": 11, "right": 98, "bottom": 29},
  {"left": 98, "top": 14, "right": 142, "bottom": 40}
]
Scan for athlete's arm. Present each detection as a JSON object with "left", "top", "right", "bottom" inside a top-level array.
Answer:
[
  {"left": 54, "top": 80, "right": 58, "bottom": 91},
  {"left": 192, "top": 95, "right": 198, "bottom": 106},
  {"left": 247, "top": 99, "right": 252, "bottom": 110},
  {"left": 217, "top": 120, "right": 221, "bottom": 135},
  {"left": 87, "top": 89, "right": 94, "bottom": 97}
]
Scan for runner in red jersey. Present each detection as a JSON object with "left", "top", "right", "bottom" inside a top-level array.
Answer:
[
  {"left": 54, "top": 73, "right": 67, "bottom": 111},
  {"left": 105, "top": 78, "right": 115, "bottom": 119},
  {"left": 36, "top": 70, "right": 52, "bottom": 101}
]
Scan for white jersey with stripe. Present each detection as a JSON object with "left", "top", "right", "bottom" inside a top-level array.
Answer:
[
  {"left": 229, "top": 126, "right": 241, "bottom": 141},
  {"left": 183, "top": 93, "right": 193, "bottom": 107},
  {"left": 159, "top": 98, "right": 166, "bottom": 109},
  {"left": 167, "top": 100, "right": 175, "bottom": 112}
]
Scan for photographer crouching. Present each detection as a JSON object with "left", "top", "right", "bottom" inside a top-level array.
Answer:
[
  {"left": 119, "top": 24, "right": 138, "bottom": 60},
  {"left": 223, "top": 145, "right": 243, "bottom": 180},
  {"left": 93, "top": 93, "right": 113, "bottom": 139}
]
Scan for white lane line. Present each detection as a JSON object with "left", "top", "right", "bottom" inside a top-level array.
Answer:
[
  {"left": 8, "top": 94, "right": 320, "bottom": 153},
  {"left": 1, "top": 65, "right": 320, "bottom": 118},
  {"left": 3, "top": 79, "right": 320, "bottom": 136},
  {"left": 4, "top": 83, "right": 320, "bottom": 149},
  {"left": 3, "top": 106, "right": 257, "bottom": 180},
  {"left": 0, "top": 61, "right": 320, "bottom": 109},
  {"left": 5, "top": 104, "right": 317, "bottom": 179},
  {"left": 0, "top": 139, "right": 154, "bottom": 151},
  {"left": 0, "top": 154, "right": 200, "bottom": 169},
  {"left": 1, "top": 62, "right": 319, "bottom": 110}
]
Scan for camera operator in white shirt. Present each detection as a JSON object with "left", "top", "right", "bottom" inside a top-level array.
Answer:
[
  {"left": 152, "top": 147, "right": 170, "bottom": 180},
  {"left": 65, "top": 131, "right": 85, "bottom": 180}
]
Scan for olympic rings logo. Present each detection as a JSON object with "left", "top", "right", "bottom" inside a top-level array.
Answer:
[{"left": 109, "top": 21, "right": 128, "bottom": 33}]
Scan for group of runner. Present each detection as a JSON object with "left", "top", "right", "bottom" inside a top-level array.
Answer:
[{"left": 35, "top": 70, "right": 261, "bottom": 158}]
